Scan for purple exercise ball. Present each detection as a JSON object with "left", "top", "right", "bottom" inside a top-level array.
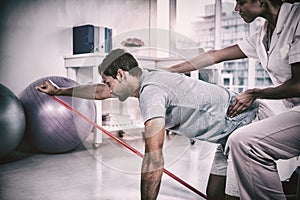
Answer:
[{"left": 20, "top": 76, "right": 96, "bottom": 153}]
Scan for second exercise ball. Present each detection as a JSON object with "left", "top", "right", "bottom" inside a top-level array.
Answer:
[
  {"left": 20, "top": 76, "right": 96, "bottom": 153},
  {"left": 0, "top": 83, "right": 26, "bottom": 158}
]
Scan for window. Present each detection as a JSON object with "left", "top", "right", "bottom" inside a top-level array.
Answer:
[{"left": 175, "top": 0, "right": 271, "bottom": 92}]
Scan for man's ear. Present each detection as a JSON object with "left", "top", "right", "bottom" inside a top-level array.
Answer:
[{"left": 116, "top": 68, "right": 125, "bottom": 81}]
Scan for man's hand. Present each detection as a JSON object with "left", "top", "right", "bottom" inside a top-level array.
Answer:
[
  {"left": 35, "top": 80, "right": 59, "bottom": 96},
  {"left": 227, "top": 89, "right": 257, "bottom": 118}
]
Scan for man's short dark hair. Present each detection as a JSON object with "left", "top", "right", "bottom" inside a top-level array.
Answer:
[{"left": 98, "top": 48, "right": 141, "bottom": 78}]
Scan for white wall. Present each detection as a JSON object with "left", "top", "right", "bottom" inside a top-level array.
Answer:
[{"left": 0, "top": 0, "right": 153, "bottom": 95}]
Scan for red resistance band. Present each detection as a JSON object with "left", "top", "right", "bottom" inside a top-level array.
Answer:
[{"left": 51, "top": 96, "right": 208, "bottom": 199}]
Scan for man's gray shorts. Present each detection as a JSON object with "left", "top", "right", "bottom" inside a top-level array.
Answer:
[{"left": 210, "top": 100, "right": 275, "bottom": 197}]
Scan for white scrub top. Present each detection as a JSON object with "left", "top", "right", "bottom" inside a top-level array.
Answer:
[{"left": 238, "top": 2, "right": 300, "bottom": 109}]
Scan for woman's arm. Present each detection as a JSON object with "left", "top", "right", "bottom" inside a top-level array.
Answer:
[
  {"left": 167, "top": 44, "right": 247, "bottom": 73},
  {"left": 227, "top": 62, "right": 300, "bottom": 117},
  {"left": 35, "top": 79, "right": 112, "bottom": 100}
]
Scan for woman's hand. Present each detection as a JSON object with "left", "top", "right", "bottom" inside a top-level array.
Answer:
[
  {"left": 35, "top": 80, "right": 59, "bottom": 96},
  {"left": 227, "top": 89, "right": 257, "bottom": 117}
]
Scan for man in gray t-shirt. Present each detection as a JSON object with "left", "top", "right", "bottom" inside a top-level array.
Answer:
[{"left": 97, "top": 49, "right": 263, "bottom": 200}]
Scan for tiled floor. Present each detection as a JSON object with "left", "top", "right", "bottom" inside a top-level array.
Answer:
[{"left": 0, "top": 132, "right": 217, "bottom": 200}]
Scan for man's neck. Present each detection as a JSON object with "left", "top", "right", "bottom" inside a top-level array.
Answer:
[
  {"left": 126, "top": 72, "right": 141, "bottom": 98},
  {"left": 131, "top": 87, "right": 140, "bottom": 98}
]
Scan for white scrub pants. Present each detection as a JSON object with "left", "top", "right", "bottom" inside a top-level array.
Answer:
[{"left": 226, "top": 109, "right": 300, "bottom": 200}]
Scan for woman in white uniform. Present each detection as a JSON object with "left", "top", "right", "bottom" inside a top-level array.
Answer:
[
  {"left": 225, "top": 1, "right": 300, "bottom": 199},
  {"left": 167, "top": 0, "right": 300, "bottom": 199}
]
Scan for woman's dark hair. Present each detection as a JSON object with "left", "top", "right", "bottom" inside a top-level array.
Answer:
[
  {"left": 283, "top": 0, "right": 300, "bottom": 3},
  {"left": 267, "top": 0, "right": 283, "bottom": 5},
  {"left": 253, "top": 0, "right": 283, "bottom": 5},
  {"left": 98, "top": 49, "right": 142, "bottom": 78}
]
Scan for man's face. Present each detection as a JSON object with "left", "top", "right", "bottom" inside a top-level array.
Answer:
[
  {"left": 234, "top": 0, "right": 262, "bottom": 23},
  {"left": 102, "top": 74, "right": 131, "bottom": 102}
]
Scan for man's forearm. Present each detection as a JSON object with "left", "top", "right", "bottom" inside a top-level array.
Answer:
[
  {"left": 140, "top": 151, "right": 164, "bottom": 200},
  {"left": 141, "top": 118, "right": 165, "bottom": 199},
  {"left": 141, "top": 169, "right": 163, "bottom": 200},
  {"left": 57, "top": 84, "right": 111, "bottom": 100}
]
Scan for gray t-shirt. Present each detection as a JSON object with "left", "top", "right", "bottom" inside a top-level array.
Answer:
[{"left": 139, "top": 69, "right": 258, "bottom": 144}]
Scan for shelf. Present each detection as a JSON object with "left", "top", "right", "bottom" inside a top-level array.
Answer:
[{"left": 103, "top": 123, "right": 144, "bottom": 132}]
